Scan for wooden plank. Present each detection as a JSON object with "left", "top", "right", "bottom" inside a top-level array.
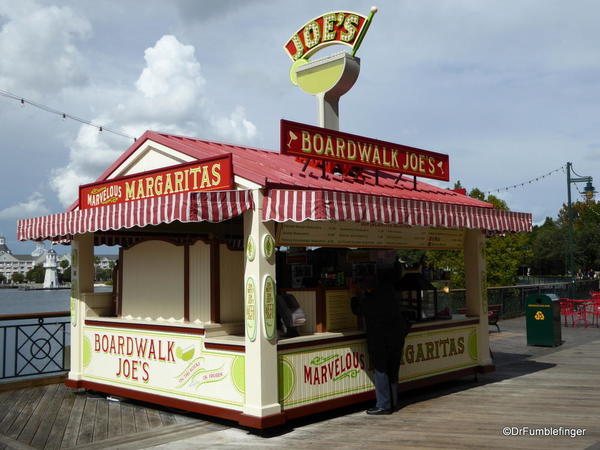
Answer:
[
  {"left": 120, "top": 402, "right": 136, "bottom": 436},
  {"left": 158, "top": 411, "right": 177, "bottom": 426},
  {"left": 60, "top": 392, "right": 86, "bottom": 449},
  {"left": 0, "top": 432, "right": 35, "bottom": 450},
  {"left": 0, "top": 387, "right": 27, "bottom": 426},
  {"left": 72, "top": 421, "right": 223, "bottom": 450},
  {"left": 16, "top": 383, "right": 58, "bottom": 444},
  {"left": 30, "top": 384, "right": 67, "bottom": 449},
  {"left": 132, "top": 405, "right": 150, "bottom": 433},
  {"left": 146, "top": 408, "right": 162, "bottom": 429},
  {"left": 76, "top": 397, "right": 98, "bottom": 446},
  {"left": 92, "top": 398, "right": 108, "bottom": 443},
  {"left": 107, "top": 400, "right": 122, "bottom": 438},
  {"left": 43, "top": 386, "right": 75, "bottom": 450},
  {"left": 6, "top": 385, "right": 48, "bottom": 439}
]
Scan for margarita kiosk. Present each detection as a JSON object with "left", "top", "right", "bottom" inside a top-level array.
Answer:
[{"left": 16, "top": 9, "right": 531, "bottom": 429}]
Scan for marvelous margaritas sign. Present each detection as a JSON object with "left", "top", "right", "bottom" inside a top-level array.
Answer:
[{"left": 79, "top": 154, "right": 233, "bottom": 209}]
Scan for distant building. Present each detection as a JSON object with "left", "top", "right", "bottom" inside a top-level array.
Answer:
[
  {"left": 96, "top": 255, "right": 118, "bottom": 270},
  {"left": 0, "top": 235, "right": 116, "bottom": 283},
  {"left": 0, "top": 236, "right": 63, "bottom": 282}
]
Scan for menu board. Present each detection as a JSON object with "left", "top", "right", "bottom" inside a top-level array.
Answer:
[
  {"left": 277, "top": 221, "right": 465, "bottom": 249},
  {"left": 325, "top": 290, "right": 358, "bottom": 331}
]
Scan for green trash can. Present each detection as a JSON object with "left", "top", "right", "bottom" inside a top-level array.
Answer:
[{"left": 526, "top": 293, "right": 562, "bottom": 346}]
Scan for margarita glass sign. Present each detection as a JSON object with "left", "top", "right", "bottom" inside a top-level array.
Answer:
[{"left": 283, "top": 7, "right": 378, "bottom": 130}]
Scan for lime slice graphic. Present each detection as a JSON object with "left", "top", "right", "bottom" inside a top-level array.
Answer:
[
  {"left": 182, "top": 347, "right": 195, "bottom": 361},
  {"left": 82, "top": 336, "right": 92, "bottom": 368},
  {"left": 176, "top": 347, "right": 183, "bottom": 359}
]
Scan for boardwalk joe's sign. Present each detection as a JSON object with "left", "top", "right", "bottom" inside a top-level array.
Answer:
[
  {"left": 79, "top": 154, "right": 233, "bottom": 209},
  {"left": 281, "top": 119, "right": 450, "bottom": 181}
]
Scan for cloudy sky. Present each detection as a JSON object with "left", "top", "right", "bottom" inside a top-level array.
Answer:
[{"left": 1, "top": 0, "right": 599, "bottom": 253}]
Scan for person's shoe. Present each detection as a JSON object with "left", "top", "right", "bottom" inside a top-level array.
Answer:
[{"left": 366, "top": 407, "right": 392, "bottom": 415}]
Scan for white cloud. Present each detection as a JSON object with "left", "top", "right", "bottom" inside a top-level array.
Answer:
[
  {"left": 212, "top": 106, "right": 257, "bottom": 142},
  {"left": 0, "top": 192, "right": 50, "bottom": 220},
  {"left": 133, "top": 35, "right": 206, "bottom": 119},
  {"left": 49, "top": 123, "right": 123, "bottom": 207},
  {"left": 0, "top": 0, "right": 91, "bottom": 96},
  {"left": 49, "top": 34, "right": 258, "bottom": 207}
]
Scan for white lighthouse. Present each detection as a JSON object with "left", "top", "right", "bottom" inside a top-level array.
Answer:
[{"left": 43, "top": 248, "right": 59, "bottom": 288}]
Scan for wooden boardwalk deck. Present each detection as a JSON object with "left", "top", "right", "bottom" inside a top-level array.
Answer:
[
  {"left": 0, "top": 384, "right": 225, "bottom": 449},
  {"left": 1, "top": 317, "right": 599, "bottom": 449}
]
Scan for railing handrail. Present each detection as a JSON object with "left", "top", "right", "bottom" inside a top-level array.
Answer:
[
  {"left": 446, "top": 279, "right": 598, "bottom": 294},
  {"left": 0, "top": 311, "right": 70, "bottom": 321}
]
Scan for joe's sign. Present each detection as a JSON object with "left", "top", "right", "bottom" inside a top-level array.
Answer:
[
  {"left": 283, "top": 11, "right": 368, "bottom": 61},
  {"left": 79, "top": 154, "right": 233, "bottom": 209},
  {"left": 281, "top": 120, "right": 450, "bottom": 181}
]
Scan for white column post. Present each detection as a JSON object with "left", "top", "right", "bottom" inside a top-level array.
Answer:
[
  {"left": 68, "top": 233, "right": 94, "bottom": 381},
  {"left": 241, "top": 189, "right": 281, "bottom": 422},
  {"left": 463, "top": 229, "right": 493, "bottom": 367}
]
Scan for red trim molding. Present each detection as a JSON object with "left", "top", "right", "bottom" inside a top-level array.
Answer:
[
  {"left": 84, "top": 319, "right": 205, "bottom": 335},
  {"left": 278, "top": 334, "right": 366, "bottom": 351},
  {"left": 478, "top": 364, "right": 495, "bottom": 373},
  {"left": 66, "top": 379, "right": 242, "bottom": 423},
  {"left": 284, "top": 390, "right": 375, "bottom": 420},
  {"left": 64, "top": 378, "right": 83, "bottom": 389},
  {"left": 413, "top": 318, "right": 479, "bottom": 332},
  {"left": 204, "top": 342, "right": 245, "bottom": 352},
  {"left": 238, "top": 412, "right": 286, "bottom": 429},
  {"left": 64, "top": 363, "right": 493, "bottom": 429}
]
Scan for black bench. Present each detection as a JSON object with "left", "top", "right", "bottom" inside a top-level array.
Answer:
[{"left": 457, "top": 304, "right": 502, "bottom": 332}]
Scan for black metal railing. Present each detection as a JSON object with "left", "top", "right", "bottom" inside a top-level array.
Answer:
[
  {"left": 0, "top": 311, "right": 70, "bottom": 380},
  {"left": 442, "top": 280, "right": 600, "bottom": 319}
]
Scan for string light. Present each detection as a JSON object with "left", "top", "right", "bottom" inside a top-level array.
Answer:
[
  {"left": 484, "top": 166, "right": 564, "bottom": 195},
  {"left": 0, "top": 88, "right": 136, "bottom": 142}
]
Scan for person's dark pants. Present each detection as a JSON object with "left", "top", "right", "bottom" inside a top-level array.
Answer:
[
  {"left": 371, "top": 343, "right": 405, "bottom": 410},
  {"left": 374, "top": 368, "right": 398, "bottom": 410}
]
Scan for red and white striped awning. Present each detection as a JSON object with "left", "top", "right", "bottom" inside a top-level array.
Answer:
[
  {"left": 262, "top": 189, "right": 531, "bottom": 233},
  {"left": 17, "top": 190, "right": 254, "bottom": 242}
]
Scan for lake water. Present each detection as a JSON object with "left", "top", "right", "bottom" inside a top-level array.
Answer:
[
  {"left": 0, "top": 286, "right": 111, "bottom": 380},
  {"left": 0, "top": 286, "right": 112, "bottom": 315}
]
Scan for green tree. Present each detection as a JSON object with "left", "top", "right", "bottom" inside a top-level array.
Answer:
[
  {"left": 95, "top": 268, "right": 113, "bottom": 282},
  {"left": 426, "top": 186, "right": 530, "bottom": 287},
  {"left": 60, "top": 267, "right": 71, "bottom": 283},
  {"left": 59, "top": 259, "right": 70, "bottom": 270},
  {"left": 556, "top": 200, "right": 600, "bottom": 274},
  {"left": 0, "top": 273, "right": 5, "bottom": 283},
  {"left": 11, "top": 273, "right": 25, "bottom": 283},
  {"left": 529, "top": 218, "right": 565, "bottom": 275},
  {"left": 26, "top": 264, "right": 45, "bottom": 283}
]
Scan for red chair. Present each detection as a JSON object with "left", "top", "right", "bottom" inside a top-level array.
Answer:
[
  {"left": 573, "top": 301, "right": 590, "bottom": 328},
  {"left": 559, "top": 299, "right": 577, "bottom": 327},
  {"left": 589, "top": 297, "right": 600, "bottom": 328}
]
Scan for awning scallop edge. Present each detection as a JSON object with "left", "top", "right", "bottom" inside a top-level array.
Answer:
[
  {"left": 262, "top": 189, "right": 532, "bottom": 233},
  {"left": 17, "top": 190, "right": 254, "bottom": 242}
]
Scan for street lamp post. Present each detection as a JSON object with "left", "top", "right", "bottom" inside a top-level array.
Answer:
[{"left": 565, "top": 162, "right": 595, "bottom": 285}]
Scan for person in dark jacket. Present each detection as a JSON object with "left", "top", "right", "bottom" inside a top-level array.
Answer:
[{"left": 351, "top": 269, "right": 411, "bottom": 415}]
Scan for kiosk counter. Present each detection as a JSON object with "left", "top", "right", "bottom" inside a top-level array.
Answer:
[{"left": 17, "top": 130, "right": 531, "bottom": 428}]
